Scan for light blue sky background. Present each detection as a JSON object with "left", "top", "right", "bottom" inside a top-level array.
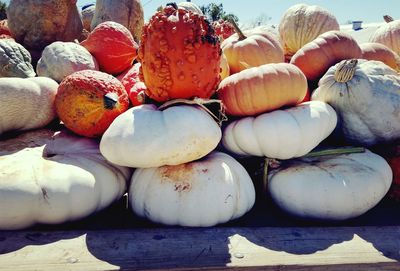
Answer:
[{"left": 5, "top": 0, "right": 400, "bottom": 25}]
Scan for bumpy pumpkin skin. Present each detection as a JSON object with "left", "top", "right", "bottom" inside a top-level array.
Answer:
[
  {"left": 360, "top": 42, "right": 400, "bottom": 72},
  {"left": 138, "top": 5, "right": 221, "bottom": 102},
  {"left": 218, "top": 63, "right": 307, "bottom": 116},
  {"left": 81, "top": 21, "right": 138, "bottom": 75},
  {"left": 279, "top": 4, "right": 340, "bottom": 59},
  {"left": 0, "top": 39, "right": 36, "bottom": 78},
  {"left": 0, "top": 129, "right": 131, "bottom": 230},
  {"left": 55, "top": 70, "right": 129, "bottom": 138},
  {"left": 290, "top": 31, "right": 362, "bottom": 81},
  {"left": 91, "top": 0, "right": 144, "bottom": 43},
  {"left": 212, "top": 19, "right": 235, "bottom": 41},
  {"left": 370, "top": 20, "right": 400, "bottom": 55},
  {"left": 37, "top": 41, "right": 99, "bottom": 82},
  {"left": 0, "top": 77, "right": 58, "bottom": 135},
  {"left": 7, "top": 0, "right": 83, "bottom": 50},
  {"left": 116, "top": 63, "right": 146, "bottom": 106}
]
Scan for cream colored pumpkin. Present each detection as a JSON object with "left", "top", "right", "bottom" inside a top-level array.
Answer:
[
  {"left": 0, "top": 39, "right": 36, "bottom": 78},
  {"left": 100, "top": 104, "right": 222, "bottom": 168},
  {"left": 0, "top": 129, "right": 131, "bottom": 230},
  {"left": 0, "top": 77, "right": 58, "bottom": 135},
  {"left": 369, "top": 19, "right": 400, "bottom": 55},
  {"left": 37, "top": 41, "right": 99, "bottom": 82},
  {"left": 278, "top": 3, "right": 340, "bottom": 60},
  {"left": 129, "top": 152, "right": 255, "bottom": 227},
  {"left": 268, "top": 149, "right": 392, "bottom": 220},
  {"left": 223, "top": 101, "right": 337, "bottom": 159},
  {"left": 312, "top": 59, "right": 400, "bottom": 146},
  {"left": 91, "top": 0, "right": 144, "bottom": 43}
]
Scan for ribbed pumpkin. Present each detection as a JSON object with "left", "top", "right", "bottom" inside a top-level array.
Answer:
[
  {"left": 217, "top": 63, "right": 307, "bottom": 116},
  {"left": 116, "top": 63, "right": 146, "bottom": 106},
  {"left": 360, "top": 42, "right": 400, "bottom": 72},
  {"left": 55, "top": 70, "right": 129, "bottom": 138},
  {"left": 0, "top": 39, "right": 36, "bottom": 78},
  {"left": 290, "top": 31, "right": 362, "bottom": 81},
  {"left": 278, "top": 4, "right": 340, "bottom": 60},
  {"left": 90, "top": 0, "right": 144, "bottom": 43},
  {"left": 222, "top": 21, "right": 284, "bottom": 74},
  {"left": 220, "top": 52, "right": 230, "bottom": 80},
  {"left": 177, "top": 1, "right": 203, "bottom": 14},
  {"left": 7, "top": 0, "right": 83, "bottom": 50},
  {"left": 81, "top": 21, "right": 138, "bottom": 75},
  {"left": 138, "top": 4, "right": 221, "bottom": 102},
  {"left": 369, "top": 17, "right": 400, "bottom": 55}
]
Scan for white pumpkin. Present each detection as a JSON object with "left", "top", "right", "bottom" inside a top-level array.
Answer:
[
  {"left": 129, "top": 152, "right": 255, "bottom": 227},
  {"left": 177, "top": 2, "right": 203, "bottom": 14},
  {"left": 222, "top": 101, "right": 337, "bottom": 159},
  {"left": 0, "top": 129, "right": 131, "bottom": 230},
  {"left": 312, "top": 59, "right": 400, "bottom": 146},
  {"left": 268, "top": 149, "right": 392, "bottom": 220},
  {"left": 37, "top": 41, "right": 99, "bottom": 82},
  {"left": 100, "top": 104, "right": 222, "bottom": 168},
  {"left": 0, "top": 77, "right": 58, "bottom": 135}
]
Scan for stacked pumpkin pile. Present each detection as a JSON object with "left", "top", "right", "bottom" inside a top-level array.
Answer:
[{"left": 0, "top": 1, "right": 399, "bottom": 230}]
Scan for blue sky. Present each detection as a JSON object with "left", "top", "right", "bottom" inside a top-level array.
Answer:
[{"left": 5, "top": 0, "right": 400, "bottom": 25}]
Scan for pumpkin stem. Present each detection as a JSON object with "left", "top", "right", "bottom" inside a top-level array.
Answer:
[
  {"left": 302, "top": 147, "right": 365, "bottom": 158},
  {"left": 136, "top": 91, "right": 146, "bottom": 104},
  {"left": 334, "top": 59, "right": 358, "bottom": 83},
  {"left": 384, "top": 15, "right": 394, "bottom": 23},
  {"left": 158, "top": 97, "right": 228, "bottom": 126},
  {"left": 228, "top": 18, "right": 246, "bottom": 41},
  {"left": 104, "top": 93, "right": 119, "bottom": 110}
]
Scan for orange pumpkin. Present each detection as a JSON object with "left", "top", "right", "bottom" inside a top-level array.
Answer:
[
  {"left": 290, "top": 31, "right": 362, "bottom": 81},
  {"left": 217, "top": 63, "right": 307, "bottom": 116},
  {"left": 212, "top": 19, "right": 235, "bottom": 41},
  {"left": 369, "top": 17, "right": 400, "bottom": 55},
  {"left": 222, "top": 21, "right": 284, "bottom": 74},
  {"left": 55, "top": 70, "right": 129, "bottom": 138},
  {"left": 138, "top": 3, "right": 221, "bottom": 102},
  {"left": 360, "top": 42, "right": 400, "bottom": 72},
  {"left": 81, "top": 21, "right": 138, "bottom": 75},
  {"left": 117, "top": 63, "right": 146, "bottom": 106}
]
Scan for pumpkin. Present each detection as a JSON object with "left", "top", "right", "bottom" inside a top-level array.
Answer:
[
  {"left": 0, "top": 77, "right": 58, "bottom": 135},
  {"left": 312, "top": 59, "right": 400, "bottom": 146},
  {"left": 138, "top": 4, "right": 221, "bottom": 102},
  {"left": 37, "top": 41, "right": 99, "bottom": 83},
  {"left": 81, "top": 5, "right": 95, "bottom": 32},
  {"left": 0, "top": 20, "right": 12, "bottom": 39},
  {"left": 177, "top": 1, "right": 203, "bottom": 14},
  {"left": 212, "top": 19, "right": 235, "bottom": 41},
  {"left": 91, "top": 0, "right": 144, "bottom": 43},
  {"left": 268, "top": 149, "right": 392, "bottom": 220},
  {"left": 129, "top": 152, "right": 255, "bottom": 227},
  {"left": 81, "top": 21, "right": 138, "bottom": 75},
  {"left": 360, "top": 42, "right": 400, "bottom": 72},
  {"left": 223, "top": 101, "right": 337, "bottom": 159},
  {"left": 55, "top": 70, "right": 129, "bottom": 138},
  {"left": 221, "top": 21, "right": 284, "bottom": 74},
  {"left": 290, "top": 31, "right": 362, "bottom": 82},
  {"left": 7, "top": 0, "right": 83, "bottom": 50},
  {"left": 220, "top": 52, "right": 230, "bottom": 80},
  {"left": 0, "top": 129, "right": 131, "bottom": 230},
  {"left": 0, "top": 39, "right": 36, "bottom": 78},
  {"left": 369, "top": 17, "right": 400, "bottom": 55},
  {"left": 116, "top": 63, "right": 146, "bottom": 106},
  {"left": 278, "top": 4, "right": 340, "bottom": 60},
  {"left": 217, "top": 63, "right": 307, "bottom": 116},
  {"left": 100, "top": 104, "right": 222, "bottom": 168}
]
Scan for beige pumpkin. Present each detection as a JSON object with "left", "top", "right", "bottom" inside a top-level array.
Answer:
[
  {"left": 278, "top": 3, "right": 340, "bottom": 60},
  {"left": 91, "top": 0, "right": 144, "bottom": 43},
  {"left": 0, "top": 39, "right": 36, "bottom": 78},
  {"left": 360, "top": 42, "right": 400, "bottom": 72},
  {"left": 369, "top": 18, "right": 400, "bottom": 55}
]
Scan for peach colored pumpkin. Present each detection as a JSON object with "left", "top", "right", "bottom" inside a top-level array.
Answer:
[
  {"left": 218, "top": 63, "right": 307, "bottom": 116},
  {"left": 369, "top": 18, "right": 400, "bottom": 55},
  {"left": 361, "top": 42, "right": 400, "bottom": 72}
]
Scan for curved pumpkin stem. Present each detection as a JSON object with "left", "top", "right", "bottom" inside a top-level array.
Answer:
[
  {"left": 228, "top": 18, "right": 246, "bottom": 41},
  {"left": 384, "top": 15, "right": 394, "bottom": 23},
  {"left": 334, "top": 59, "right": 358, "bottom": 83},
  {"left": 158, "top": 97, "right": 228, "bottom": 126}
]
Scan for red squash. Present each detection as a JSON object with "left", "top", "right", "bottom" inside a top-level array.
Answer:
[
  {"left": 81, "top": 21, "right": 138, "bottom": 75},
  {"left": 55, "top": 70, "right": 129, "bottom": 138},
  {"left": 138, "top": 3, "right": 221, "bottom": 102},
  {"left": 212, "top": 19, "right": 235, "bottom": 41},
  {"left": 117, "top": 63, "right": 146, "bottom": 106}
]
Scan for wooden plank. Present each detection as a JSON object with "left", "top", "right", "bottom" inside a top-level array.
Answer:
[{"left": 0, "top": 226, "right": 399, "bottom": 271}]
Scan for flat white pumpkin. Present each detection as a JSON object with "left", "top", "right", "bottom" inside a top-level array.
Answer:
[
  {"left": 37, "top": 41, "right": 99, "bottom": 82},
  {"left": 268, "top": 149, "right": 392, "bottom": 220},
  {"left": 222, "top": 101, "right": 337, "bottom": 159},
  {"left": 0, "top": 129, "right": 131, "bottom": 230},
  {"left": 129, "top": 152, "right": 255, "bottom": 227},
  {"left": 100, "top": 104, "right": 222, "bottom": 168},
  {"left": 0, "top": 77, "right": 58, "bottom": 135},
  {"left": 312, "top": 59, "right": 400, "bottom": 146}
]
